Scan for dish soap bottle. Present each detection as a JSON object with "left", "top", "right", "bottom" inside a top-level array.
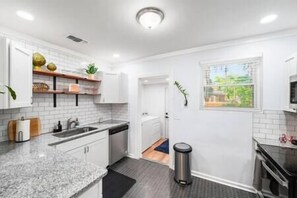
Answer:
[{"left": 57, "top": 121, "right": 62, "bottom": 132}]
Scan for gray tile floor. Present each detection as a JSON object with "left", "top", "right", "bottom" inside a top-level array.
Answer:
[{"left": 110, "top": 157, "right": 257, "bottom": 198}]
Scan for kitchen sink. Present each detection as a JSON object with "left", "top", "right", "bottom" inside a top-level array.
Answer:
[{"left": 53, "top": 127, "right": 98, "bottom": 138}]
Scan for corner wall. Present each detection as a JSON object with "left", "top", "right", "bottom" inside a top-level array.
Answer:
[{"left": 113, "top": 33, "right": 297, "bottom": 189}]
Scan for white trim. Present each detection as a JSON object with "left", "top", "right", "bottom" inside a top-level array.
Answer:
[
  {"left": 127, "top": 153, "right": 139, "bottom": 159},
  {"left": 0, "top": 26, "right": 110, "bottom": 66},
  {"left": 191, "top": 170, "right": 257, "bottom": 194},
  {"left": 114, "top": 28, "right": 297, "bottom": 67},
  {"left": 200, "top": 56, "right": 262, "bottom": 111}
]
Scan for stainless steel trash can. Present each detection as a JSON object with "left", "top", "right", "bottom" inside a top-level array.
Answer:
[{"left": 173, "top": 142, "right": 192, "bottom": 185}]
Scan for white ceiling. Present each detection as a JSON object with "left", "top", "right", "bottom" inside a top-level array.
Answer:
[{"left": 0, "top": 0, "right": 297, "bottom": 64}]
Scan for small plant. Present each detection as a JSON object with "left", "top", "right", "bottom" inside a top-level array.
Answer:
[
  {"left": 0, "top": 85, "right": 16, "bottom": 100},
  {"left": 85, "top": 63, "right": 98, "bottom": 74},
  {"left": 174, "top": 81, "right": 188, "bottom": 106}
]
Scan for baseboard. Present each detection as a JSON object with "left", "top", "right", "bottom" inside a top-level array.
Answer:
[
  {"left": 191, "top": 170, "right": 256, "bottom": 194},
  {"left": 127, "top": 153, "right": 138, "bottom": 159}
]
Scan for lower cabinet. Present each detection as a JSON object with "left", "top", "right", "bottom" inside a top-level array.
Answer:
[
  {"left": 79, "top": 181, "right": 102, "bottom": 198},
  {"left": 55, "top": 130, "right": 109, "bottom": 168},
  {"left": 55, "top": 131, "right": 109, "bottom": 198}
]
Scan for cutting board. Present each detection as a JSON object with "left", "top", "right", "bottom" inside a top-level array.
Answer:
[{"left": 8, "top": 118, "right": 41, "bottom": 141}]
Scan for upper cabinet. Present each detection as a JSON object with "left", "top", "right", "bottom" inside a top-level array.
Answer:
[
  {"left": 94, "top": 71, "right": 128, "bottom": 104},
  {"left": 0, "top": 37, "right": 32, "bottom": 109},
  {"left": 283, "top": 53, "right": 297, "bottom": 112}
]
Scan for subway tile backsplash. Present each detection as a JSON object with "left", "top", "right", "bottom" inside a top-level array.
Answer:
[
  {"left": 253, "top": 110, "right": 297, "bottom": 141},
  {"left": 0, "top": 32, "right": 128, "bottom": 142},
  {"left": 111, "top": 104, "right": 129, "bottom": 121}
]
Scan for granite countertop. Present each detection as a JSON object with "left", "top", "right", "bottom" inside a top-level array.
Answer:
[
  {"left": 253, "top": 137, "right": 297, "bottom": 149},
  {"left": 0, "top": 120, "right": 129, "bottom": 198}
]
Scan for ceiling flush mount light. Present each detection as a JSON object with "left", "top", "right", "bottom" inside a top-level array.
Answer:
[
  {"left": 136, "top": 7, "right": 164, "bottom": 29},
  {"left": 260, "top": 14, "right": 278, "bottom": 24},
  {"left": 113, "top": 54, "right": 120, "bottom": 58},
  {"left": 16, "top": 10, "right": 34, "bottom": 21}
]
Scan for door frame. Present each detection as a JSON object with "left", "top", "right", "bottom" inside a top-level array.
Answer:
[{"left": 135, "top": 73, "right": 173, "bottom": 168}]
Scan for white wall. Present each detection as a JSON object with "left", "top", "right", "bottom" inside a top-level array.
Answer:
[
  {"left": 113, "top": 34, "right": 297, "bottom": 189},
  {"left": 142, "top": 83, "right": 168, "bottom": 137}
]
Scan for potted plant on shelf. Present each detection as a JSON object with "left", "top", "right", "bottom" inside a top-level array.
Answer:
[
  {"left": 85, "top": 63, "right": 98, "bottom": 79},
  {"left": 0, "top": 85, "right": 16, "bottom": 100}
]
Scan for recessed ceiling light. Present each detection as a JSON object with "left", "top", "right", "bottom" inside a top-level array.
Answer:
[
  {"left": 260, "top": 14, "right": 278, "bottom": 24},
  {"left": 144, "top": 80, "right": 149, "bottom": 83},
  {"left": 166, "top": 78, "right": 169, "bottom": 81},
  {"left": 113, "top": 54, "right": 120, "bottom": 58},
  {"left": 136, "top": 7, "right": 164, "bottom": 29},
  {"left": 16, "top": 10, "right": 34, "bottom": 21}
]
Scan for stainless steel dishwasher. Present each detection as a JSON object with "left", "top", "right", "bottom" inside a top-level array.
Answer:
[{"left": 109, "top": 124, "right": 129, "bottom": 166}]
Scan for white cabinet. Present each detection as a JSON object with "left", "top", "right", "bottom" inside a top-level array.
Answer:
[
  {"left": 55, "top": 131, "right": 109, "bottom": 168},
  {"left": 0, "top": 37, "right": 32, "bottom": 109},
  {"left": 86, "top": 138, "right": 108, "bottom": 168},
  {"left": 67, "top": 146, "right": 86, "bottom": 162},
  {"left": 94, "top": 72, "right": 128, "bottom": 104},
  {"left": 79, "top": 181, "right": 102, "bottom": 198},
  {"left": 283, "top": 53, "right": 297, "bottom": 112},
  {"left": 142, "top": 116, "right": 161, "bottom": 152},
  {"left": 55, "top": 132, "right": 107, "bottom": 198}
]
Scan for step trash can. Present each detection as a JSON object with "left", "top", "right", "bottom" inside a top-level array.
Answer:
[{"left": 173, "top": 142, "right": 192, "bottom": 185}]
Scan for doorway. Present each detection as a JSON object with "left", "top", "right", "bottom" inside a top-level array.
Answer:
[{"left": 139, "top": 75, "right": 170, "bottom": 165}]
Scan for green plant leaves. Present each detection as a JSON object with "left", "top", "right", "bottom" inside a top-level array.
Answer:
[
  {"left": 5, "top": 86, "right": 16, "bottom": 100},
  {"left": 174, "top": 81, "right": 189, "bottom": 106},
  {"left": 85, "top": 63, "right": 98, "bottom": 74},
  {"left": 0, "top": 86, "right": 16, "bottom": 100}
]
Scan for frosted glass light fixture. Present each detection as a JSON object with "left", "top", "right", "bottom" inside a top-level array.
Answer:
[
  {"left": 16, "top": 10, "right": 34, "bottom": 21},
  {"left": 136, "top": 7, "right": 164, "bottom": 29},
  {"left": 260, "top": 14, "right": 278, "bottom": 24}
]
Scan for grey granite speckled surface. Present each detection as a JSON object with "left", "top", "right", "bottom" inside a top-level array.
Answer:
[
  {"left": 0, "top": 120, "right": 128, "bottom": 198},
  {"left": 253, "top": 137, "right": 297, "bottom": 149}
]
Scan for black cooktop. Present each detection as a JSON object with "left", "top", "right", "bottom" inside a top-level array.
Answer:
[{"left": 259, "top": 144, "right": 297, "bottom": 178}]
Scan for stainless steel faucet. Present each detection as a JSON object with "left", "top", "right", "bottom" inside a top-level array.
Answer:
[{"left": 67, "top": 118, "right": 77, "bottom": 130}]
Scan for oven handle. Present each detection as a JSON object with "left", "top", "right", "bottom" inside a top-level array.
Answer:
[{"left": 261, "top": 161, "right": 288, "bottom": 188}]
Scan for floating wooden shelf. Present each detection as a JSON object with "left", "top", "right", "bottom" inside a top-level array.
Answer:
[
  {"left": 33, "top": 70, "right": 100, "bottom": 107},
  {"left": 33, "top": 70, "right": 101, "bottom": 82},
  {"left": 33, "top": 90, "right": 100, "bottom": 96}
]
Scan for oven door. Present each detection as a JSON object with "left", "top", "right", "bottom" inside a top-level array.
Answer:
[{"left": 289, "top": 75, "right": 297, "bottom": 109}]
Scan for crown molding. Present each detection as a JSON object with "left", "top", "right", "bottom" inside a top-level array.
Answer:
[
  {"left": 114, "top": 27, "right": 297, "bottom": 67},
  {"left": 0, "top": 25, "right": 111, "bottom": 66}
]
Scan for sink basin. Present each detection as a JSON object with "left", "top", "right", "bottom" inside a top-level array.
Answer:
[{"left": 53, "top": 127, "right": 98, "bottom": 138}]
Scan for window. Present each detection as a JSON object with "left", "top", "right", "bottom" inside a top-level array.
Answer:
[{"left": 201, "top": 57, "right": 261, "bottom": 110}]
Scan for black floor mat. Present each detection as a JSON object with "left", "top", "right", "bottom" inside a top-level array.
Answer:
[{"left": 103, "top": 169, "right": 136, "bottom": 198}]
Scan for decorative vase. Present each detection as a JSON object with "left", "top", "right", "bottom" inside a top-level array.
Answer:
[
  {"left": 47, "top": 63, "right": 57, "bottom": 72},
  {"left": 88, "top": 74, "right": 95, "bottom": 79},
  {"left": 33, "top": 53, "right": 46, "bottom": 71}
]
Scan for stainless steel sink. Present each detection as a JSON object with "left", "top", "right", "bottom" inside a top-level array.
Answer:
[{"left": 53, "top": 127, "right": 98, "bottom": 138}]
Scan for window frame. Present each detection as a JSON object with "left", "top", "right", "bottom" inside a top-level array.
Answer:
[{"left": 200, "top": 56, "right": 262, "bottom": 112}]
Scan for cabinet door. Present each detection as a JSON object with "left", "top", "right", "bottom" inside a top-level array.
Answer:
[
  {"left": 9, "top": 42, "right": 32, "bottom": 108},
  {"left": 86, "top": 138, "right": 108, "bottom": 168},
  {"left": 283, "top": 55, "right": 297, "bottom": 111},
  {"left": 78, "top": 181, "right": 102, "bottom": 198},
  {"left": 119, "top": 73, "right": 128, "bottom": 103},
  {"left": 102, "top": 72, "right": 119, "bottom": 103},
  {"left": 66, "top": 146, "right": 86, "bottom": 161}
]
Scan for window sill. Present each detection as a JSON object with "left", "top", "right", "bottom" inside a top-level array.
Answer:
[{"left": 200, "top": 107, "right": 261, "bottom": 112}]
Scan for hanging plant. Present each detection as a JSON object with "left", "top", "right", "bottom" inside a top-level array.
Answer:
[
  {"left": 174, "top": 81, "right": 188, "bottom": 106},
  {"left": 0, "top": 85, "right": 16, "bottom": 100}
]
